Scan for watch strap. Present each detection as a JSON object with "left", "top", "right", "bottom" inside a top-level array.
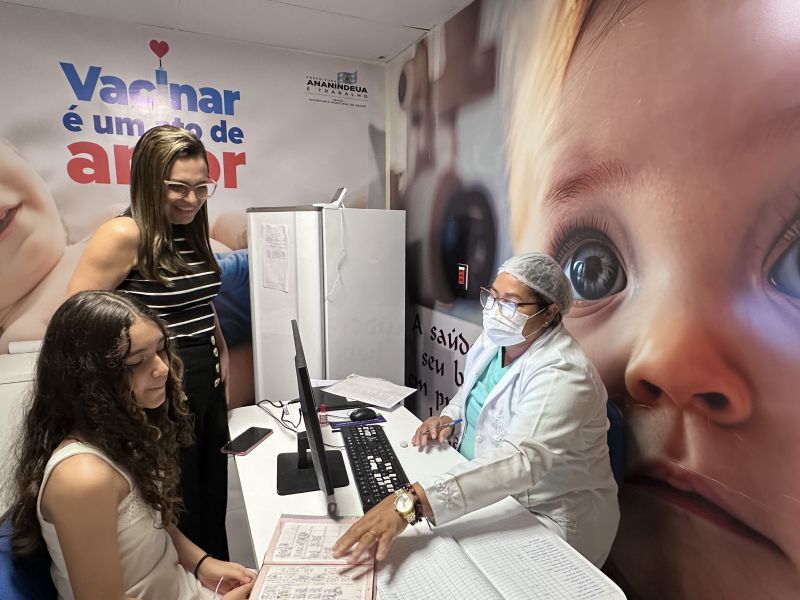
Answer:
[{"left": 403, "top": 484, "right": 423, "bottom": 524}]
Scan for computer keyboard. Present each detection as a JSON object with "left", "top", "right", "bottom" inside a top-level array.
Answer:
[{"left": 340, "top": 424, "right": 410, "bottom": 513}]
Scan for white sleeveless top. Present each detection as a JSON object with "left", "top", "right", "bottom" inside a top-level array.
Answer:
[{"left": 36, "top": 442, "right": 215, "bottom": 600}]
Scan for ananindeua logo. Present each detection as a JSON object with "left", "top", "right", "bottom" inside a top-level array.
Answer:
[
  {"left": 337, "top": 71, "right": 357, "bottom": 84},
  {"left": 305, "top": 70, "right": 368, "bottom": 108}
]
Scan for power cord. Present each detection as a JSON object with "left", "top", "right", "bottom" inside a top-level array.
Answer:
[
  {"left": 257, "top": 399, "right": 300, "bottom": 432},
  {"left": 256, "top": 399, "right": 344, "bottom": 449},
  {"left": 324, "top": 207, "right": 346, "bottom": 301}
]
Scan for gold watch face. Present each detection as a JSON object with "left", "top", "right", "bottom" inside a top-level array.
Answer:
[{"left": 394, "top": 492, "right": 414, "bottom": 514}]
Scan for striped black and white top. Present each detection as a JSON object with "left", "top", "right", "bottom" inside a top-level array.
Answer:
[{"left": 116, "top": 225, "right": 221, "bottom": 342}]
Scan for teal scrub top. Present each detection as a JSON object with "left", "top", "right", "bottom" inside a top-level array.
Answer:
[{"left": 459, "top": 349, "right": 509, "bottom": 460}]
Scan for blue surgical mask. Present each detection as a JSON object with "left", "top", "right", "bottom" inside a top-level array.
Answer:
[{"left": 482, "top": 305, "right": 546, "bottom": 347}]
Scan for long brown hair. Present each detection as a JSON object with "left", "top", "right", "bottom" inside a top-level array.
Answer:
[
  {"left": 129, "top": 125, "right": 220, "bottom": 283},
  {"left": 8, "top": 291, "right": 193, "bottom": 557},
  {"left": 506, "top": 0, "right": 642, "bottom": 246}
]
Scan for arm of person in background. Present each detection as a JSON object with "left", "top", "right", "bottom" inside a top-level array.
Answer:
[
  {"left": 210, "top": 212, "right": 248, "bottom": 250},
  {"left": 166, "top": 525, "right": 253, "bottom": 596},
  {"left": 213, "top": 250, "right": 251, "bottom": 348},
  {"left": 41, "top": 453, "right": 142, "bottom": 600},
  {"left": 66, "top": 217, "right": 139, "bottom": 296},
  {"left": 213, "top": 250, "right": 255, "bottom": 408}
]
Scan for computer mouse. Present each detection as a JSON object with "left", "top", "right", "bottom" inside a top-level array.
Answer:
[{"left": 350, "top": 407, "right": 378, "bottom": 421}]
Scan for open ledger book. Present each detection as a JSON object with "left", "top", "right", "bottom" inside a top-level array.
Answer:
[
  {"left": 251, "top": 515, "right": 375, "bottom": 600},
  {"left": 375, "top": 510, "right": 625, "bottom": 600}
]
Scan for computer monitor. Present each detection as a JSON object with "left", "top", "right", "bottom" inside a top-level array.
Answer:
[{"left": 275, "top": 320, "right": 349, "bottom": 496}]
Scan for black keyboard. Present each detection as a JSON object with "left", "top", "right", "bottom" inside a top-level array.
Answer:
[{"left": 341, "top": 424, "right": 410, "bottom": 513}]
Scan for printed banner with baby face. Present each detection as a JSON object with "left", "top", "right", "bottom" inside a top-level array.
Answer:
[
  {"left": 392, "top": 0, "right": 800, "bottom": 598},
  {"left": 0, "top": 2, "right": 384, "bottom": 359}
]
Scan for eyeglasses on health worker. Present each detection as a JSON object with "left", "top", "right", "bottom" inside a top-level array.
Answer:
[{"left": 333, "top": 253, "right": 619, "bottom": 567}]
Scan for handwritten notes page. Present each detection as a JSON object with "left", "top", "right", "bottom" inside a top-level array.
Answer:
[
  {"left": 256, "top": 566, "right": 371, "bottom": 600},
  {"left": 261, "top": 222, "right": 288, "bottom": 292},
  {"left": 269, "top": 519, "right": 353, "bottom": 563},
  {"left": 457, "top": 512, "right": 625, "bottom": 600},
  {"left": 375, "top": 511, "right": 625, "bottom": 600},
  {"left": 252, "top": 515, "right": 375, "bottom": 600},
  {"left": 375, "top": 535, "right": 503, "bottom": 600}
]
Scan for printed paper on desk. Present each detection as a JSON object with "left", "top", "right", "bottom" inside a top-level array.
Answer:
[
  {"left": 323, "top": 374, "right": 416, "bottom": 410},
  {"left": 261, "top": 223, "right": 288, "bottom": 292},
  {"left": 311, "top": 378, "right": 341, "bottom": 388},
  {"left": 251, "top": 514, "right": 376, "bottom": 600}
]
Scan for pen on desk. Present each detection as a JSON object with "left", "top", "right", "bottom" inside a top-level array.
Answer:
[{"left": 421, "top": 418, "right": 463, "bottom": 435}]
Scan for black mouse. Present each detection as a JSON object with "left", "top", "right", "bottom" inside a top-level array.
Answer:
[{"left": 350, "top": 407, "right": 378, "bottom": 422}]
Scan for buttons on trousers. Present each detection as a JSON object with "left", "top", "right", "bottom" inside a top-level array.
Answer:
[{"left": 214, "top": 377, "right": 221, "bottom": 388}]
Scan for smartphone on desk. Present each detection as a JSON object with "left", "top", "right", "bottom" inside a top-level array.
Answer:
[{"left": 221, "top": 426, "right": 273, "bottom": 456}]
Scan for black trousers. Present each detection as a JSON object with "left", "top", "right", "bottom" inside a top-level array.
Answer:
[{"left": 176, "top": 337, "right": 230, "bottom": 560}]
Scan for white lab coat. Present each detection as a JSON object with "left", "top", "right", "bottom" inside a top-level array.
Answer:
[{"left": 418, "top": 323, "right": 619, "bottom": 566}]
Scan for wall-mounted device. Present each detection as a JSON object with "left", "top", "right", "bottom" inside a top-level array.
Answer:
[
  {"left": 314, "top": 187, "right": 347, "bottom": 209},
  {"left": 457, "top": 263, "right": 469, "bottom": 291}
]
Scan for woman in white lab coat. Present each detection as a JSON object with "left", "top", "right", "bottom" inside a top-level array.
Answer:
[{"left": 333, "top": 253, "right": 619, "bottom": 567}]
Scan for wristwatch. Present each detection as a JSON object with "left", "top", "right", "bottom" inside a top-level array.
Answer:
[{"left": 393, "top": 488, "right": 417, "bottom": 525}]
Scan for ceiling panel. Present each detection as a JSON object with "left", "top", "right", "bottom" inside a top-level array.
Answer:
[
  {"left": 271, "top": 0, "right": 473, "bottom": 29},
  {"left": 1, "top": 0, "right": 475, "bottom": 61},
  {"left": 1, "top": 0, "right": 179, "bottom": 28},
  {"left": 180, "top": 0, "right": 425, "bottom": 61}
]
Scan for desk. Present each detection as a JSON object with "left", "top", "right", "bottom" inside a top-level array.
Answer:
[
  {"left": 229, "top": 402, "right": 625, "bottom": 598},
  {"left": 0, "top": 353, "right": 37, "bottom": 514}
]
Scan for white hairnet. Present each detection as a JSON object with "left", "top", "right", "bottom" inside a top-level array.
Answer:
[{"left": 498, "top": 253, "right": 573, "bottom": 314}]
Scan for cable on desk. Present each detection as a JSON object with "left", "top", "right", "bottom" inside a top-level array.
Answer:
[
  {"left": 255, "top": 400, "right": 345, "bottom": 449},
  {"left": 257, "top": 399, "right": 300, "bottom": 432}
]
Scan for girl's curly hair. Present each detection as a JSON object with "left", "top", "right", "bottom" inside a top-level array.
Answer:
[{"left": 8, "top": 290, "right": 193, "bottom": 556}]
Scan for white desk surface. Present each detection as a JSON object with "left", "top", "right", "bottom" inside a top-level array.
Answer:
[
  {"left": 229, "top": 401, "right": 624, "bottom": 597},
  {"left": 229, "top": 402, "right": 474, "bottom": 563},
  {"left": 0, "top": 352, "right": 37, "bottom": 384}
]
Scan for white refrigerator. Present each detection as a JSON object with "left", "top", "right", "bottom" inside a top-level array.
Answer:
[{"left": 246, "top": 206, "right": 406, "bottom": 404}]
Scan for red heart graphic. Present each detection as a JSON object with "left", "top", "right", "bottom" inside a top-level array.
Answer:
[{"left": 149, "top": 40, "right": 170, "bottom": 59}]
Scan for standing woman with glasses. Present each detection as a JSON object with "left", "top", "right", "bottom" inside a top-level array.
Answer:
[
  {"left": 68, "top": 125, "right": 230, "bottom": 560},
  {"left": 333, "top": 253, "right": 619, "bottom": 568}
]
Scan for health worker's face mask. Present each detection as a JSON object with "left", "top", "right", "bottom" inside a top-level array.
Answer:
[{"left": 482, "top": 305, "right": 546, "bottom": 347}]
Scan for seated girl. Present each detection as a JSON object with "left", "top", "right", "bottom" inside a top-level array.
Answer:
[{"left": 6, "top": 290, "right": 253, "bottom": 599}]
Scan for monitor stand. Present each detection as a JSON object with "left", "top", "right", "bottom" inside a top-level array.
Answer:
[{"left": 276, "top": 432, "right": 349, "bottom": 495}]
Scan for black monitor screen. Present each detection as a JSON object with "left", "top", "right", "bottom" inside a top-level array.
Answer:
[
  {"left": 292, "top": 319, "right": 335, "bottom": 495},
  {"left": 275, "top": 320, "right": 348, "bottom": 498}
]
